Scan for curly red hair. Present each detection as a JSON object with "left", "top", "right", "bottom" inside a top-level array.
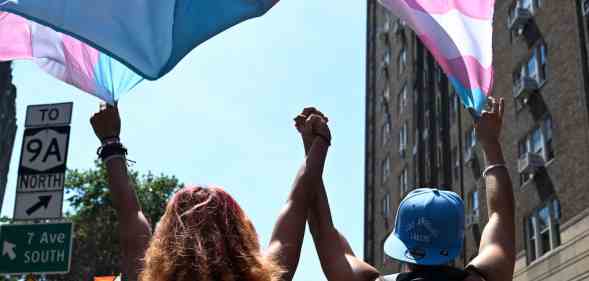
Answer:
[{"left": 140, "top": 186, "right": 283, "bottom": 281}]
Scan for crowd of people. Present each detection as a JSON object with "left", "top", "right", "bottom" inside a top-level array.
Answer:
[{"left": 89, "top": 97, "right": 514, "bottom": 281}]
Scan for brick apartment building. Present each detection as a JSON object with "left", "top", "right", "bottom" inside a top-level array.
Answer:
[
  {"left": 365, "top": 1, "right": 589, "bottom": 280},
  {"left": 0, "top": 62, "right": 17, "bottom": 211}
]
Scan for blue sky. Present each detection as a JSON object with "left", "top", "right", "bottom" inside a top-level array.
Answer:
[{"left": 1, "top": 1, "right": 368, "bottom": 280}]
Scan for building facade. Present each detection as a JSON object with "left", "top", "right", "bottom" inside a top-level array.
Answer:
[
  {"left": 0, "top": 62, "right": 17, "bottom": 212},
  {"left": 365, "top": 1, "right": 589, "bottom": 280}
]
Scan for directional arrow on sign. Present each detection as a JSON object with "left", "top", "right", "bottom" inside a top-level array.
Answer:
[
  {"left": 26, "top": 195, "right": 52, "bottom": 216},
  {"left": 2, "top": 241, "right": 16, "bottom": 260}
]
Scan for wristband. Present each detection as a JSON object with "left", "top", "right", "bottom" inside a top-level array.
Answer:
[
  {"left": 482, "top": 163, "right": 507, "bottom": 177},
  {"left": 97, "top": 142, "right": 127, "bottom": 161}
]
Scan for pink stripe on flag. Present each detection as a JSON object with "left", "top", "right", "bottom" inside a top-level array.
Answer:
[
  {"left": 420, "top": 35, "right": 492, "bottom": 92},
  {"left": 404, "top": 0, "right": 494, "bottom": 19},
  {"left": 0, "top": 12, "right": 33, "bottom": 60},
  {"left": 62, "top": 36, "right": 100, "bottom": 94}
]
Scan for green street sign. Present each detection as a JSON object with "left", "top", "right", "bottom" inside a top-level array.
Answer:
[{"left": 0, "top": 222, "right": 73, "bottom": 275}]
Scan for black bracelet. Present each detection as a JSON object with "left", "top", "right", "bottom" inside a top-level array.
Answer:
[{"left": 97, "top": 142, "right": 127, "bottom": 161}]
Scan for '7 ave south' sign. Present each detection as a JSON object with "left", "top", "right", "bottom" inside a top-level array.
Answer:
[{"left": 0, "top": 222, "right": 73, "bottom": 275}]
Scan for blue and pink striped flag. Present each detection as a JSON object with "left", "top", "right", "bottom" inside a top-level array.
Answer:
[
  {"left": 0, "top": 0, "right": 278, "bottom": 103},
  {"left": 380, "top": 0, "right": 495, "bottom": 115}
]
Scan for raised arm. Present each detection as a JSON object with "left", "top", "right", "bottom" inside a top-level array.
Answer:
[
  {"left": 468, "top": 97, "right": 516, "bottom": 281},
  {"left": 295, "top": 108, "right": 380, "bottom": 281},
  {"left": 90, "top": 104, "right": 152, "bottom": 281},
  {"left": 265, "top": 112, "right": 329, "bottom": 281}
]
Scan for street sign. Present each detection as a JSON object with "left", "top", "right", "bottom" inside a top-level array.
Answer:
[
  {"left": 18, "top": 127, "right": 70, "bottom": 175},
  {"left": 25, "top": 103, "right": 73, "bottom": 128},
  {"left": 0, "top": 222, "right": 73, "bottom": 275},
  {"left": 14, "top": 103, "right": 72, "bottom": 220},
  {"left": 13, "top": 191, "right": 64, "bottom": 220}
]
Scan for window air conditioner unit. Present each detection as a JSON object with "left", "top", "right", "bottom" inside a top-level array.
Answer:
[
  {"left": 513, "top": 76, "right": 539, "bottom": 103},
  {"left": 508, "top": 8, "right": 532, "bottom": 34},
  {"left": 518, "top": 152, "right": 545, "bottom": 174}
]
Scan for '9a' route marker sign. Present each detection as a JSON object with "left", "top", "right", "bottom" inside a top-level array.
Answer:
[{"left": 14, "top": 103, "right": 73, "bottom": 220}]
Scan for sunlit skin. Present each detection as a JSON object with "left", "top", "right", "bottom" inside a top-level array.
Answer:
[
  {"left": 90, "top": 104, "right": 330, "bottom": 281},
  {"left": 296, "top": 98, "right": 515, "bottom": 281}
]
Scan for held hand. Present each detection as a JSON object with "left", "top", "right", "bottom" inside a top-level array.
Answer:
[
  {"left": 475, "top": 97, "right": 504, "bottom": 150},
  {"left": 294, "top": 107, "right": 331, "bottom": 153},
  {"left": 91, "top": 103, "right": 121, "bottom": 143}
]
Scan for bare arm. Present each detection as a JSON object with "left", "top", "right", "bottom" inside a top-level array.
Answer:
[
  {"left": 469, "top": 97, "right": 515, "bottom": 281},
  {"left": 265, "top": 114, "right": 329, "bottom": 281},
  {"left": 91, "top": 105, "right": 151, "bottom": 281},
  {"left": 308, "top": 181, "right": 380, "bottom": 281},
  {"left": 295, "top": 108, "right": 380, "bottom": 281}
]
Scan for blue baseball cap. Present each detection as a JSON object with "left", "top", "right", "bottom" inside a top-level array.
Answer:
[{"left": 384, "top": 188, "right": 465, "bottom": 265}]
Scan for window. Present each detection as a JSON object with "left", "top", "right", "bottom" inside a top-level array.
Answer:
[
  {"left": 512, "top": 0, "right": 542, "bottom": 14},
  {"left": 382, "top": 193, "right": 391, "bottom": 218},
  {"left": 384, "top": 50, "right": 391, "bottom": 67},
  {"left": 515, "top": 42, "right": 548, "bottom": 86},
  {"left": 399, "top": 168, "right": 409, "bottom": 196},
  {"left": 382, "top": 120, "right": 391, "bottom": 146},
  {"left": 526, "top": 199, "right": 561, "bottom": 263},
  {"left": 518, "top": 115, "right": 555, "bottom": 162},
  {"left": 398, "top": 47, "right": 407, "bottom": 75},
  {"left": 399, "top": 83, "right": 408, "bottom": 114},
  {"left": 518, "top": 116, "right": 555, "bottom": 185},
  {"left": 470, "top": 190, "right": 480, "bottom": 216},
  {"left": 380, "top": 93, "right": 390, "bottom": 114},
  {"left": 383, "top": 85, "right": 390, "bottom": 101},
  {"left": 465, "top": 127, "right": 476, "bottom": 159},
  {"left": 399, "top": 122, "right": 408, "bottom": 157},
  {"left": 382, "top": 155, "right": 391, "bottom": 184},
  {"left": 453, "top": 147, "right": 459, "bottom": 180},
  {"left": 450, "top": 88, "right": 459, "bottom": 124}
]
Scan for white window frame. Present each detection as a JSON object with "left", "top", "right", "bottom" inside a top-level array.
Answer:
[
  {"left": 526, "top": 199, "right": 561, "bottom": 263},
  {"left": 471, "top": 190, "right": 480, "bottom": 217},
  {"left": 382, "top": 120, "right": 391, "bottom": 146},
  {"left": 398, "top": 47, "right": 407, "bottom": 75},
  {"left": 465, "top": 127, "right": 476, "bottom": 159},
  {"left": 399, "top": 122, "right": 408, "bottom": 157},
  {"left": 399, "top": 83, "right": 407, "bottom": 114},
  {"left": 518, "top": 116, "right": 554, "bottom": 162}
]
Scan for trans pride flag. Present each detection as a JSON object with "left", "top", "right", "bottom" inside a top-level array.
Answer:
[
  {"left": 0, "top": 12, "right": 142, "bottom": 103},
  {"left": 0, "top": 0, "right": 278, "bottom": 102},
  {"left": 380, "top": 0, "right": 495, "bottom": 115}
]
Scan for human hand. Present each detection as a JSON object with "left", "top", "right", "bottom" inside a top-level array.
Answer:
[
  {"left": 475, "top": 97, "right": 504, "bottom": 151},
  {"left": 294, "top": 107, "right": 331, "bottom": 153},
  {"left": 91, "top": 103, "right": 121, "bottom": 144}
]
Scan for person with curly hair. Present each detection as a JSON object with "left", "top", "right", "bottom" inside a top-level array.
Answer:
[{"left": 90, "top": 104, "right": 330, "bottom": 281}]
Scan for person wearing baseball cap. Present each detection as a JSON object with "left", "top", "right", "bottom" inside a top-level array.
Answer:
[{"left": 295, "top": 97, "right": 515, "bottom": 281}]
